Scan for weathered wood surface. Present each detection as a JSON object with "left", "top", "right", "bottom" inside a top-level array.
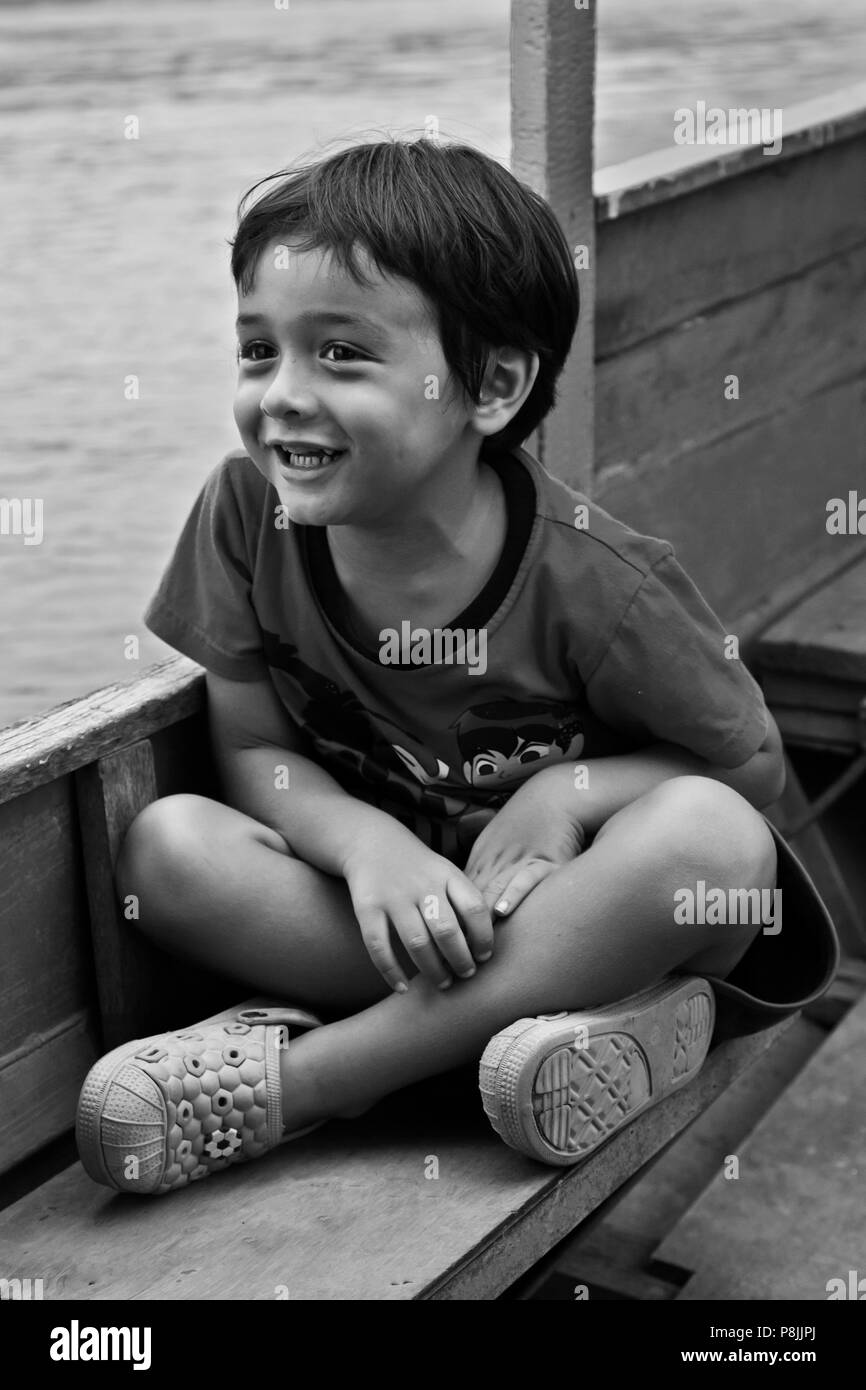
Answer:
[
  {"left": 0, "top": 1022, "right": 789, "bottom": 1300},
  {"left": 770, "top": 706, "right": 865, "bottom": 756},
  {"left": 595, "top": 375, "right": 865, "bottom": 626},
  {"left": 512, "top": 0, "right": 595, "bottom": 493},
  {"left": 656, "top": 994, "right": 866, "bottom": 1300},
  {"left": 597, "top": 130, "right": 866, "bottom": 359},
  {"left": 0, "top": 799, "right": 96, "bottom": 1171},
  {"left": 0, "top": 1012, "right": 97, "bottom": 1178},
  {"left": 595, "top": 82, "right": 866, "bottom": 223},
  {"left": 596, "top": 241, "right": 866, "bottom": 478},
  {"left": 0, "top": 779, "right": 98, "bottom": 1174},
  {"left": 757, "top": 556, "right": 866, "bottom": 683},
  {"left": 75, "top": 741, "right": 167, "bottom": 1050},
  {"left": 0, "top": 656, "right": 203, "bottom": 807},
  {"left": 522, "top": 1015, "right": 818, "bottom": 1299}
]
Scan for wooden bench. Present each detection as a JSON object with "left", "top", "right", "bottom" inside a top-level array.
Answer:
[{"left": 0, "top": 657, "right": 795, "bottom": 1299}]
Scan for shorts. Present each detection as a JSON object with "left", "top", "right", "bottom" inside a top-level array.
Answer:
[{"left": 687, "top": 816, "right": 839, "bottom": 1041}]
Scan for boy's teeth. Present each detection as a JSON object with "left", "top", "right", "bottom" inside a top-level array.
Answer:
[{"left": 281, "top": 446, "right": 338, "bottom": 467}]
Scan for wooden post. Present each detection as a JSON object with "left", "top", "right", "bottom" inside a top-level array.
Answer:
[
  {"left": 76, "top": 739, "right": 165, "bottom": 1048},
  {"left": 511, "top": 0, "right": 596, "bottom": 494}
]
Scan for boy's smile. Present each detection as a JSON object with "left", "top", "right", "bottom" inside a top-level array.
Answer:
[{"left": 233, "top": 241, "right": 484, "bottom": 532}]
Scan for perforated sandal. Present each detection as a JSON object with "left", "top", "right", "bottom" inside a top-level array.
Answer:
[
  {"left": 478, "top": 976, "right": 715, "bottom": 1166},
  {"left": 76, "top": 1003, "right": 323, "bottom": 1196}
]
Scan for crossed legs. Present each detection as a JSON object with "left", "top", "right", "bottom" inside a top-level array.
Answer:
[{"left": 117, "top": 776, "right": 776, "bottom": 1132}]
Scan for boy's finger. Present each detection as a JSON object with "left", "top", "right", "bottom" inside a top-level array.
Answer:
[
  {"left": 423, "top": 904, "right": 477, "bottom": 979},
  {"left": 393, "top": 911, "right": 454, "bottom": 990},
  {"left": 354, "top": 906, "right": 409, "bottom": 993},
  {"left": 492, "top": 862, "right": 550, "bottom": 916},
  {"left": 447, "top": 878, "right": 495, "bottom": 961},
  {"left": 474, "top": 875, "right": 511, "bottom": 920}
]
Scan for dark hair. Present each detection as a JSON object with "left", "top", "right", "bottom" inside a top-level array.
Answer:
[{"left": 230, "top": 138, "right": 579, "bottom": 450}]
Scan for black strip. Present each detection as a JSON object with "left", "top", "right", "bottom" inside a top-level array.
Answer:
[{"left": 299, "top": 446, "right": 537, "bottom": 665}]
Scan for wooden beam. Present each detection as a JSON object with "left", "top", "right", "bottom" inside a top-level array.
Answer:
[
  {"left": 595, "top": 81, "right": 866, "bottom": 223},
  {"left": 656, "top": 993, "right": 866, "bottom": 1300},
  {"left": 0, "top": 656, "right": 203, "bottom": 807},
  {"left": 75, "top": 739, "right": 166, "bottom": 1048},
  {"left": 511, "top": 0, "right": 595, "bottom": 494},
  {"left": 597, "top": 132, "right": 866, "bottom": 357},
  {"left": 596, "top": 241, "right": 866, "bottom": 478},
  {"left": 595, "top": 374, "right": 865, "bottom": 626}
]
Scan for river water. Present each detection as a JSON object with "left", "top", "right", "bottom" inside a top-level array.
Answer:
[{"left": 1, "top": 0, "right": 864, "bottom": 729}]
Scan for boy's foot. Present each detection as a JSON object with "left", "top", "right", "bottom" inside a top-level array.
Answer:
[
  {"left": 76, "top": 1004, "right": 323, "bottom": 1196},
  {"left": 478, "top": 976, "right": 715, "bottom": 1166}
]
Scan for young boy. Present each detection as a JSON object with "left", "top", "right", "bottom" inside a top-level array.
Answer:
[{"left": 76, "top": 140, "right": 837, "bottom": 1195}]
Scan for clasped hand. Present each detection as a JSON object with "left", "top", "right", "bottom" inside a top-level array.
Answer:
[{"left": 341, "top": 775, "right": 586, "bottom": 993}]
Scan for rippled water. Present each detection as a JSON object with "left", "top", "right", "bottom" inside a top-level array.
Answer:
[{"left": 1, "top": 0, "right": 864, "bottom": 729}]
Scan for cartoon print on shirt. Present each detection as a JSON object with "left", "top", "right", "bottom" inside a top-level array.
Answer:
[
  {"left": 260, "top": 633, "right": 584, "bottom": 852},
  {"left": 454, "top": 699, "right": 585, "bottom": 789},
  {"left": 260, "top": 631, "right": 468, "bottom": 820}
]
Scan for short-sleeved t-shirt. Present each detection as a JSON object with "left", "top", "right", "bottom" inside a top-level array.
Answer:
[{"left": 144, "top": 444, "right": 769, "bottom": 862}]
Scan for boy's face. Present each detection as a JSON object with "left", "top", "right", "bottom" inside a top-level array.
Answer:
[{"left": 233, "top": 240, "right": 481, "bottom": 528}]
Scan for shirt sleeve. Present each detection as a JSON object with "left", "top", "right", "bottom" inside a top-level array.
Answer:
[
  {"left": 583, "top": 549, "right": 769, "bottom": 767},
  {"left": 144, "top": 456, "right": 271, "bottom": 681}
]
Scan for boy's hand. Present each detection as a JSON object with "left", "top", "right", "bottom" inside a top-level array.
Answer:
[
  {"left": 463, "top": 776, "right": 586, "bottom": 919},
  {"left": 341, "top": 827, "right": 495, "bottom": 993}
]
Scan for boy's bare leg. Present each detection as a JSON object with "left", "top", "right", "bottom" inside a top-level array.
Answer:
[{"left": 118, "top": 776, "right": 775, "bottom": 1132}]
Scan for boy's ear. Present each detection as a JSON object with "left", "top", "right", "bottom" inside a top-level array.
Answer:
[{"left": 473, "top": 347, "right": 540, "bottom": 437}]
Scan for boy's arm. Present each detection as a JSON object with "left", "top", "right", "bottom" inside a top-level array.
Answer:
[
  {"left": 513, "top": 714, "right": 786, "bottom": 838},
  {"left": 205, "top": 670, "right": 406, "bottom": 876}
]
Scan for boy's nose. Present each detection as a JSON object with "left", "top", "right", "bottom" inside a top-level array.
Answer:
[{"left": 259, "top": 361, "right": 317, "bottom": 417}]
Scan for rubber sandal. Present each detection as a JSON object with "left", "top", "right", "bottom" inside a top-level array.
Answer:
[
  {"left": 478, "top": 976, "right": 715, "bottom": 1166},
  {"left": 76, "top": 1003, "right": 323, "bottom": 1196}
]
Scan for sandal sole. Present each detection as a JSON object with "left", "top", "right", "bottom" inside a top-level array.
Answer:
[{"left": 478, "top": 977, "right": 715, "bottom": 1166}]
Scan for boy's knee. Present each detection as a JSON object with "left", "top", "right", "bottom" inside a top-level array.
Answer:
[
  {"left": 650, "top": 776, "right": 776, "bottom": 889},
  {"left": 116, "top": 793, "right": 214, "bottom": 900}
]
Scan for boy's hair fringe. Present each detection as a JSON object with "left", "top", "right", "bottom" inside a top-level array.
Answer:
[{"left": 230, "top": 138, "right": 579, "bottom": 450}]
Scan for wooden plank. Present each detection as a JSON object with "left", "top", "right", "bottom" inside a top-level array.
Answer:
[
  {"left": 772, "top": 708, "right": 864, "bottom": 755},
  {"left": 761, "top": 672, "right": 866, "bottom": 717},
  {"left": 548, "top": 1226, "right": 683, "bottom": 1300},
  {"left": 0, "top": 1012, "right": 97, "bottom": 1175},
  {"left": 0, "top": 1022, "right": 789, "bottom": 1301},
  {"left": 0, "top": 780, "right": 93, "bottom": 1059},
  {"left": 512, "top": 0, "right": 595, "bottom": 493},
  {"left": 75, "top": 741, "right": 170, "bottom": 1049},
  {"left": 738, "top": 552, "right": 866, "bottom": 665},
  {"left": 656, "top": 994, "right": 866, "bottom": 1300},
  {"left": 596, "top": 241, "right": 866, "bottom": 478},
  {"left": 516, "top": 1015, "right": 821, "bottom": 1300},
  {"left": 594, "top": 375, "right": 865, "bottom": 624},
  {"left": 0, "top": 656, "right": 203, "bottom": 807},
  {"left": 757, "top": 556, "right": 866, "bottom": 683},
  {"left": 597, "top": 131, "right": 866, "bottom": 356},
  {"left": 595, "top": 81, "right": 866, "bottom": 223}
]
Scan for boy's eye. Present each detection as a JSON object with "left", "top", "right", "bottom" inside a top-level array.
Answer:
[
  {"left": 237, "top": 341, "right": 275, "bottom": 363},
  {"left": 322, "top": 342, "right": 363, "bottom": 363}
]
